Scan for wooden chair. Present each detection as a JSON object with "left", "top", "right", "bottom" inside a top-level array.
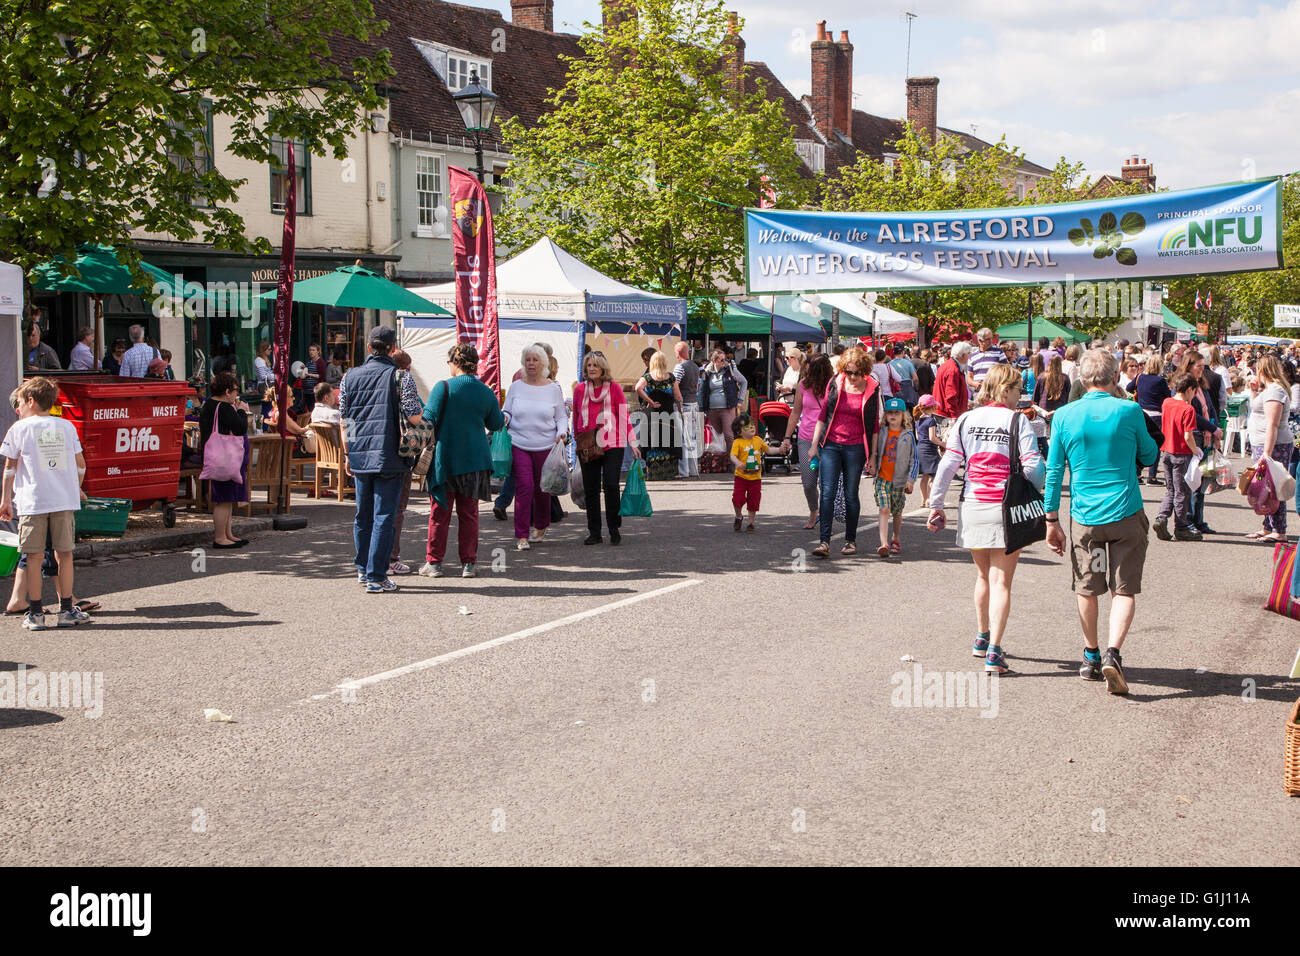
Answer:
[
  {"left": 310, "top": 423, "right": 351, "bottom": 502},
  {"left": 176, "top": 422, "right": 207, "bottom": 512},
  {"left": 242, "top": 435, "right": 287, "bottom": 516}
]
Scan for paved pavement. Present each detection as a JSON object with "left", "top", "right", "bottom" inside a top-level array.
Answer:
[{"left": 1, "top": 466, "right": 1297, "bottom": 865}]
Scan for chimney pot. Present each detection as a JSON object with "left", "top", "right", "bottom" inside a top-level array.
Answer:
[
  {"left": 817, "top": 20, "right": 828, "bottom": 41},
  {"left": 839, "top": 30, "right": 849, "bottom": 42},
  {"left": 512, "top": 0, "right": 553, "bottom": 32}
]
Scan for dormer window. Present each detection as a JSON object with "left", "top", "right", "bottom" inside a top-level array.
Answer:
[{"left": 447, "top": 54, "right": 491, "bottom": 92}]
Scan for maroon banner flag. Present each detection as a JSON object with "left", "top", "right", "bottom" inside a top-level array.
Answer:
[
  {"left": 271, "top": 141, "right": 296, "bottom": 438},
  {"left": 448, "top": 166, "right": 500, "bottom": 392}
]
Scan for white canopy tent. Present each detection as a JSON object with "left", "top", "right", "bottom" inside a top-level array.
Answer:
[
  {"left": 819, "top": 293, "right": 920, "bottom": 336},
  {"left": 399, "top": 238, "right": 687, "bottom": 396},
  {"left": 0, "top": 261, "right": 23, "bottom": 436}
]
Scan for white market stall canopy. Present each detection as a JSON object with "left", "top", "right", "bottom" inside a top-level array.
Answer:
[
  {"left": 399, "top": 237, "right": 688, "bottom": 394},
  {"left": 820, "top": 293, "right": 920, "bottom": 335},
  {"left": 0, "top": 260, "right": 23, "bottom": 437},
  {"left": 1228, "top": 334, "right": 1294, "bottom": 346}
]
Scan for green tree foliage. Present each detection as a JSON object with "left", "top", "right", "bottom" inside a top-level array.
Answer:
[
  {"left": 497, "top": 0, "right": 811, "bottom": 322},
  {"left": 0, "top": 0, "right": 392, "bottom": 275}
]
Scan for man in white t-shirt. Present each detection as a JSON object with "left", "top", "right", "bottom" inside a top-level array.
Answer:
[{"left": 0, "top": 377, "right": 89, "bottom": 630}]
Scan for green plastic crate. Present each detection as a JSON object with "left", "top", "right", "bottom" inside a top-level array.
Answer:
[
  {"left": 75, "top": 497, "right": 132, "bottom": 539},
  {"left": 0, "top": 530, "right": 17, "bottom": 577}
]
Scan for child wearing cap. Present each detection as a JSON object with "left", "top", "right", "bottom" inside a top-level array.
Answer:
[
  {"left": 871, "top": 397, "right": 919, "bottom": 557},
  {"left": 913, "top": 393, "right": 942, "bottom": 505}
]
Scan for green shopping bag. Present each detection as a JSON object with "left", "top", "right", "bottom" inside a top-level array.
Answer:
[
  {"left": 491, "top": 428, "right": 513, "bottom": 480},
  {"left": 619, "top": 459, "right": 653, "bottom": 517}
]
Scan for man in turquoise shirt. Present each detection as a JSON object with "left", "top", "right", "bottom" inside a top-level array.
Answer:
[{"left": 1044, "top": 348, "right": 1159, "bottom": 696}]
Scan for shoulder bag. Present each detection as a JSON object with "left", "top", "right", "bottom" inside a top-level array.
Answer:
[
  {"left": 199, "top": 404, "right": 245, "bottom": 482},
  {"left": 575, "top": 382, "right": 609, "bottom": 463},
  {"left": 395, "top": 369, "right": 437, "bottom": 460},
  {"left": 1001, "top": 411, "right": 1047, "bottom": 554}
]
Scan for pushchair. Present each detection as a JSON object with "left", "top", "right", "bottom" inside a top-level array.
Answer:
[{"left": 758, "top": 401, "right": 795, "bottom": 475}]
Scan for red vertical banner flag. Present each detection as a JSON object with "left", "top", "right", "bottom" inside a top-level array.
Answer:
[
  {"left": 448, "top": 166, "right": 500, "bottom": 392},
  {"left": 272, "top": 140, "right": 297, "bottom": 438}
]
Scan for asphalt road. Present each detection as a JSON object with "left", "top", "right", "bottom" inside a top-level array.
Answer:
[{"left": 1, "top": 464, "right": 1297, "bottom": 866}]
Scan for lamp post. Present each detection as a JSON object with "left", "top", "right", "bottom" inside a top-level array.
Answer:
[{"left": 451, "top": 70, "right": 499, "bottom": 184}]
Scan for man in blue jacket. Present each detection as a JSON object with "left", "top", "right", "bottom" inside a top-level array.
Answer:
[
  {"left": 1044, "top": 348, "right": 1160, "bottom": 696},
  {"left": 340, "top": 326, "right": 407, "bottom": 593}
]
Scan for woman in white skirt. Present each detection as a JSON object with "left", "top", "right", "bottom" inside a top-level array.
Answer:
[{"left": 926, "top": 364, "right": 1044, "bottom": 674}]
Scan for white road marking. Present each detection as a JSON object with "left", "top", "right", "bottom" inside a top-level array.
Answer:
[{"left": 304, "top": 579, "right": 702, "bottom": 702}]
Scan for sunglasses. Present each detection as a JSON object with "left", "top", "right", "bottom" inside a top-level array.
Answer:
[{"left": 844, "top": 368, "right": 866, "bottom": 377}]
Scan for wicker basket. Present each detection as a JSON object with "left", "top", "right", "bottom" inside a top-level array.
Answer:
[{"left": 1286, "top": 697, "right": 1300, "bottom": 797}]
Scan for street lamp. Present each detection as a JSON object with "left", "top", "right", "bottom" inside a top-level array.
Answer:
[{"left": 452, "top": 70, "right": 499, "bottom": 184}]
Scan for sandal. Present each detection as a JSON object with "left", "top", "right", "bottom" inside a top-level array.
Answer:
[
  {"left": 876, "top": 545, "right": 889, "bottom": 558},
  {"left": 812, "top": 541, "right": 830, "bottom": 558},
  {"left": 74, "top": 600, "right": 101, "bottom": 613},
  {"left": 1262, "top": 533, "right": 1287, "bottom": 543},
  {"left": 803, "top": 513, "right": 818, "bottom": 530},
  {"left": 1247, "top": 530, "right": 1269, "bottom": 540},
  {"left": 841, "top": 542, "right": 857, "bottom": 556},
  {"left": 889, "top": 540, "right": 901, "bottom": 555}
]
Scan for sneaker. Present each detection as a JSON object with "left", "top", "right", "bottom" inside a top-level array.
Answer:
[
  {"left": 388, "top": 561, "right": 413, "bottom": 576},
  {"left": 985, "top": 645, "right": 1011, "bottom": 675},
  {"left": 365, "top": 578, "right": 400, "bottom": 594},
  {"left": 357, "top": 570, "right": 368, "bottom": 584},
  {"left": 529, "top": 527, "right": 547, "bottom": 543},
  {"left": 972, "top": 633, "right": 990, "bottom": 657},
  {"left": 493, "top": 507, "right": 507, "bottom": 521},
  {"left": 461, "top": 563, "right": 477, "bottom": 578},
  {"left": 1080, "top": 656, "right": 1103, "bottom": 681},
  {"left": 22, "top": 610, "right": 47, "bottom": 631},
  {"left": 418, "top": 562, "right": 444, "bottom": 578},
  {"left": 1101, "top": 647, "right": 1128, "bottom": 695},
  {"left": 56, "top": 607, "right": 92, "bottom": 627},
  {"left": 516, "top": 538, "right": 530, "bottom": 551},
  {"left": 1153, "top": 517, "right": 1171, "bottom": 541},
  {"left": 1174, "top": 528, "right": 1203, "bottom": 541}
]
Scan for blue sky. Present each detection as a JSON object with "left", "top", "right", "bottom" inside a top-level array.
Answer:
[{"left": 478, "top": 0, "right": 1300, "bottom": 191}]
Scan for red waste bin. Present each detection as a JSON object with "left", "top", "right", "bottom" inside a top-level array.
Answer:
[{"left": 53, "top": 376, "right": 196, "bottom": 521}]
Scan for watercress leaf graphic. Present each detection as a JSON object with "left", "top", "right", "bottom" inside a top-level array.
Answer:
[
  {"left": 1093, "top": 245, "right": 1111, "bottom": 259},
  {"left": 1068, "top": 228, "right": 1086, "bottom": 246},
  {"left": 1115, "top": 247, "right": 1138, "bottom": 265},
  {"left": 1080, "top": 218, "right": 1095, "bottom": 238},
  {"left": 1120, "top": 212, "right": 1146, "bottom": 235},
  {"left": 1098, "top": 211, "right": 1117, "bottom": 233}
]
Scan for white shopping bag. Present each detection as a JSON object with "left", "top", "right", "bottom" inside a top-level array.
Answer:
[{"left": 1184, "top": 452, "right": 1202, "bottom": 491}]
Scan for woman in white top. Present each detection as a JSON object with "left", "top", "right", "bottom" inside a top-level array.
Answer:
[
  {"left": 1247, "top": 355, "right": 1295, "bottom": 542},
  {"left": 927, "top": 364, "right": 1044, "bottom": 674},
  {"left": 777, "top": 348, "right": 804, "bottom": 404},
  {"left": 501, "top": 344, "right": 569, "bottom": 549}
]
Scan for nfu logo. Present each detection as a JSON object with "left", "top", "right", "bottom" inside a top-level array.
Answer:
[
  {"left": 1160, "top": 216, "right": 1264, "bottom": 250},
  {"left": 115, "top": 427, "right": 159, "bottom": 453}
]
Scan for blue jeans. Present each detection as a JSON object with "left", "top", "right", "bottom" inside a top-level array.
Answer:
[
  {"left": 818, "top": 440, "right": 866, "bottom": 544},
  {"left": 353, "top": 472, "right": 403, "bottom": 582}
]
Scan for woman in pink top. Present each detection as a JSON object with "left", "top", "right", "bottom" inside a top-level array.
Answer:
[
  {"left": 807, "top": 346, "right": 882, "bottom": 557},
  {"left": 787, "top": 353, "right": 833, "bottom": 529},
  {"left": 572, "top": 351, "right": 641, "bottom": 545}
]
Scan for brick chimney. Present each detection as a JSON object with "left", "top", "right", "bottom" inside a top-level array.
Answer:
[
  {"left": 723, "top": 11, "right": 746, "bottom": 94},
  {"left": 905, "top": 76, "right": 939, "bottom": 146},
  {"left": 512, "top": 0, "right": 553, "bottom": 32},
  {"left": 1121, "top": 155, "right": 1156, "bottom": 190},
  {"left": 834, "top": 30, "right": 853, "bottom": 138},
  {"left": 810, "top": 21, "right": 835, "bottom": 141}
]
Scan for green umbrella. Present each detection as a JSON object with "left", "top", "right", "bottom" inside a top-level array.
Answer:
[
  {"left": 30, "top": 244, "right": 174, "bottom": 295},
  {"left": 996, "top": 316, "right": 1090, "bottom": 345},
  {"left": 258, "top": 264, "right": 449, "bottom": 313}
]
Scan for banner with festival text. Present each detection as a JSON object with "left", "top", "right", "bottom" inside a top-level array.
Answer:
[
  {"left": 745, "top": 177, "right": 1283, "bottom": 294},
  {"left": 448, "top": 166, "right": 500, "bottom": 392}
]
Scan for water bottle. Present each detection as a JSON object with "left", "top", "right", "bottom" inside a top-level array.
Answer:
[{"left": 809, "top": 456, "right": 818, "bottom": 472}]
